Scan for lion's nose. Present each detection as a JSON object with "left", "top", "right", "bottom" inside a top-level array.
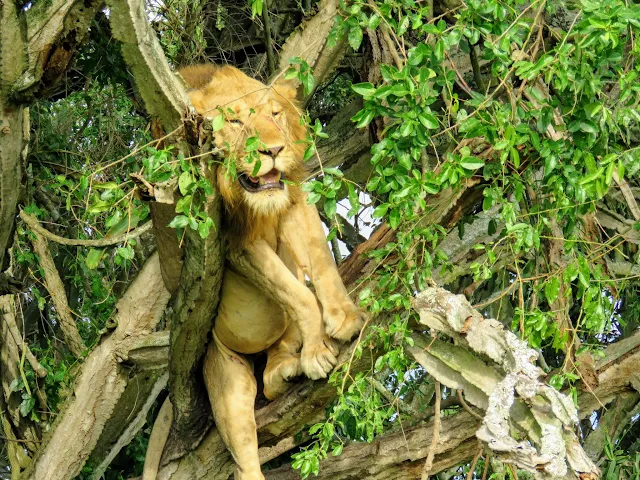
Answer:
[{"left": 261, "top": 145, "right": 284, "bottom": 158}]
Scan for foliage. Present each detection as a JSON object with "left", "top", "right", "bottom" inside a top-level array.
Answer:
[{"left": 292, "top": 0, "right": 640, "bottom": 475}]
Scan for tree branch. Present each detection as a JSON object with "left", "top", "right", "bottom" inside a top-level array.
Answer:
[
  {"left": 25, "top": 253, "right": 171, "bottom": 480},
  {"left": 29, "top": 226, "right": 86, "bottom": 358},
  {"left": 20, "top": 211, "right": 153, "bottom": 247}
]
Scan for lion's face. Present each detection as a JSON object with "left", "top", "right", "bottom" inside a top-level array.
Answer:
[{"left": 186, "top": 66, "right": 306, "bottom": 217}]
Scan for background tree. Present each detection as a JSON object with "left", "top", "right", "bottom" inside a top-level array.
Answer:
[{"left": 0, "top": 0, "right": 639, "bottom": 479}]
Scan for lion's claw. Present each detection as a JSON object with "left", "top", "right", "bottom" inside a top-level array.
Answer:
[{"left": 300, "top": 342, "right": 337, "bottom": 380}]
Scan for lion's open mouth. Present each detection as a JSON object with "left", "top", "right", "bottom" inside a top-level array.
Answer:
[{"left": 238, "top": 168, "right": 285, "bottom": 193}]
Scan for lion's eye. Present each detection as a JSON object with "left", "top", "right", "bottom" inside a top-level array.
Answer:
[
  {"left": 272, "top": 110, "right": 282, "bottom": 118},
  {"left": 229, "top": 119, "right": 244, "bottom": 126}
]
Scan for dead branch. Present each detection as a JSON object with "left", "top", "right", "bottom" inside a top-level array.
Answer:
[{"left": 409, "top": 287, "right": 599, "bottom": 479}]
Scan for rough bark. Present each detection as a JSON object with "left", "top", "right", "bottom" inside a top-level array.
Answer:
[
  {"left": 20, "top": 0, "right": 104, "bottom": 98},
  {"left": 107, "top": 0, "right": 225, "bottom": 458},
  {"left": 24, "top": 253, "right": 171, "bottom": 480},
  {"left": 410, "top": 288, "right": 599, "bottom": 479},
  {"left": 275, "top": 0, "right": 348, "bottom": 102},
  {"left": 106, "top": 0, "right": 189, "bottom": 129},
  {"left": 1, "top": 0, "right": 101, "bottom": 268},
  {"left": 0, "top": 0, "right": 27, "bottom": 271},
  {"left": 29, "top": 228, "right": 87, "bottom": 358}
]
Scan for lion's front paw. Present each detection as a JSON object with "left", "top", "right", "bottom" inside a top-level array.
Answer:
[
  {"left": 300, "top": 341, "right": 337, "bottom": 380},
  {"left": 263, "top": 355, "right": 302, "bottom": 400},
  {"left": 324, "top": 301, "right": 366, "bottom": 342}
]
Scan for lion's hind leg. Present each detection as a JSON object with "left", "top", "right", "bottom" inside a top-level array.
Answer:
[
  {"left": 263, "top": 322, "right": 303, "bottom": 400},
  {"left": 203, "top": 332, "right": 264, "bottom": 480}
]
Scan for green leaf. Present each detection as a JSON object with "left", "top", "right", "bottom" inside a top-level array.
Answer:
[
  {"left": 168, "top": 215, "right": 189, "bottom": 229},
  {"left": 348, "top": 26, "right": 363, "bottom": 51},
  {"left": 179, "top": 171, "right": 194, "bottom": 195},
  {"left": 245, "top": 136, "right": 260, "bottom": 152},
  {"left": 351, "top": 82, "right": 376, "bottom": 98},
  {"left": 211, "top": 114, "right": 225, "bottom": 132},
  {"left": 389, "top": 208, "right": 400, "bottom": 229},
  {"left": 323, "top": 167, "right": 344, "bottom": 177},
  {"left": 86, "top": 248, "right": 104, "bottom": 270},
  {"left": 19, "top": 395, "right": 35, "bottom": 417},
  {"left": 418, "top": 113, "right": 439, "bottom": 129},
  {"left": 579, "top": 120, "right": 598, "bottom": 134},
  {"left": 94, "top": 182, "right": 118, "bottom": 190},
  {"left": 324, "top": 199, "right": 337, "bottom": 218},
  {"left": 544, "top": 277, "right": 561, "bottom": 304},
  {"left": 372, "top": 203, "right": 389, "bottom": 218},
  {"left": 306, "top": 192, "right": 321, "bottom": 204},
  {"left": 460, "top": 157, "right": 485, "bottom": 170}
]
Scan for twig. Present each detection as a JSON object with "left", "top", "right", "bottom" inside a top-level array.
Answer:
[
  {"left": 366, "top": 376, "right": 419, "bottom": 416},
  {"left": 421, "top": 381, "right": 441, "bottom": 480},
  {"left": 468, "top": 40, "right": 486, "bottom": 93},
  {"left": 613, "top": 171, "right": 640, "bottom": 220},
  {"left": 0, "top": 435, "right": 42, "bottom": 443},
  {"left": 473, "top": 281, "right": 516, "bottom": 309},
  {"left": 262, "top": 0, "right": 276, "bottom": 76},
  {"left": 466, "top": 443, "right": 484, "bottom": 480},
  {"left": 2, "top": 298, "right": 48, "bottom": 378},
  {"left": 330, "top": 236, "right": 342, "bottom": 264},
  {"left": 457, "top": 390, "right": 483, "bottom": 420},
  {"left": 28, "top": 226, "right": 87, "bottom": 358},
  {"left": 20, "top": 210, "right": 153, "bottom": 247}
]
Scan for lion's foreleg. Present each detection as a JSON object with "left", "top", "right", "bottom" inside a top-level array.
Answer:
[
  {"left": 203, "top": 333, "right": 264, "bottom": 480},
  {"left": 279, "top": 199, "right": 365, "bottom": 341},
  {"left": 229, "top": 239, "right": 336, "bottom": 379}
]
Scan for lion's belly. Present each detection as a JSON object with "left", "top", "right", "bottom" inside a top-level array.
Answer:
[{"left": 214, "top": 269, "right": 289, "bottom": 354}]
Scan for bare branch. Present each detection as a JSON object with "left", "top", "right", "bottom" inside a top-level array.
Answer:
[
  {"left": 20, "top": 211, "right": 153, "bottom": 247},
  {"left": 410, "top": 287, "right": 599, "bottom": 479}
]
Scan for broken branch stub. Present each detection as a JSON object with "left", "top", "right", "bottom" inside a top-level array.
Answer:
[{"left": 410, "top": 287, "right": 599, "bottom": 479}]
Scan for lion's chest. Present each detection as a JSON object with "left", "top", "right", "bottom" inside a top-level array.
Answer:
[{"left": 213, "top": 268, "right": 289, "bottom": 354}]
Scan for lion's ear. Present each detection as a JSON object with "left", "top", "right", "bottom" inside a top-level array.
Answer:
[
  {"left": 273, "top": 78, "right": 299, "bottom": 103},
  {"left": 178, "top": 64, "right": 217, "bottom": 90}
]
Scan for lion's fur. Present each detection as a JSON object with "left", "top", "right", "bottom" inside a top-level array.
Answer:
[
  {"left": 178, "top": 64, "right": 308, "bottom": 245},
  {"left": 142, "top": 65, "right": 364, "bottom": 480}
]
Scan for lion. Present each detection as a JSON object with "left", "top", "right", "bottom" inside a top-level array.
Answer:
[{"left": 142, "top": 65, "right": 365, "bottom": 480}]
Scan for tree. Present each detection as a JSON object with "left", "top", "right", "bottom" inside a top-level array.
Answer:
[{"left": 0, "top": 0, "right": 639, "bottom": 479}]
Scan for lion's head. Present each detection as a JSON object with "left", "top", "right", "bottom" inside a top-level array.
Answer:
[{"left": 178, "top": 65, "right": 307, "bottom": 224}]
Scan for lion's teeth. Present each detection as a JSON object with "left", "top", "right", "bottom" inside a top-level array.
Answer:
[{"left": 258, "top": 177, "right": 265, "bottom": 185}]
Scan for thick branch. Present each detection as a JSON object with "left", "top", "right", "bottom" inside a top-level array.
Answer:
[
  {"left": 410, "top": 288, "right": 599, "bottom": 479},
  {"left": 106, "top": 0, "right": 189, "bottom": 130},
  {"left": 107, "top": 0, "right": 224, "bottom": 458},
  {"left": 275, "top": 0, "right": 347, "bottom": 101},
  {"left": 264, "top": 413, "right": 480, "bottom": 479},
  {"left": 25, "top": 253, "right": 171, "bottom": 480}
]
